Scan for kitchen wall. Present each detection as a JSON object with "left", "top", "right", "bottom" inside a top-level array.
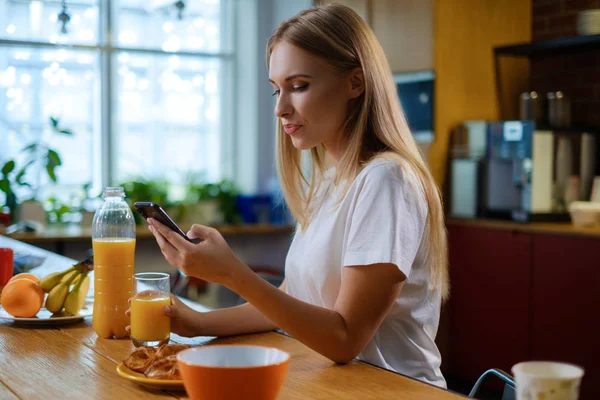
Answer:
[
  {"left": 429, "top": 0, "right": 531, "bottom": 187},
  {"left": 530, "top": 0, "right": 600, "bottom": 127}
]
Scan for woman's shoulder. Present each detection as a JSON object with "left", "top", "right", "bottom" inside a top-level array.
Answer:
[{"left": 355, "top": 156, "right": 419, "bottom": 189}]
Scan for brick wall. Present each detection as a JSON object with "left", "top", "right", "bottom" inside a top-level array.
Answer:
[{"left": 530, "top": 0, "right": 600, "bottom": 127}]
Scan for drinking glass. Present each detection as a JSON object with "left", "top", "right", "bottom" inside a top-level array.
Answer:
[{"left": 130, "top": 272, "right": 171, "bottom": 347}]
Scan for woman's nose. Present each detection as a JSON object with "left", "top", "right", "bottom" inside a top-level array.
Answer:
[{"left": 274, "top": 94, "right": 292, "bottom": 119}]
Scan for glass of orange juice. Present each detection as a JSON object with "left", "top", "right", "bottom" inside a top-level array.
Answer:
[{"left": 131, "top": 272, "right": 171, "bottom": 347}]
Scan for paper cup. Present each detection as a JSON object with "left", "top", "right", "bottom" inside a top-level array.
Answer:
[{"left": 512, "top": 361, "right": 584, "bottom": 400}]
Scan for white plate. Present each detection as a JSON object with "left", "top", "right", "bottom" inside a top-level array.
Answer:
[{"left": 0, "top": 300, "right": 93, "bottom": 326}]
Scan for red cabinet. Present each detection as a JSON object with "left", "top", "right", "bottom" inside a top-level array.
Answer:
[
  {"left": 446, "top": 223, "right": 600, "bottom": 399},
  {"left": 531, "top": 235, "right": 600, "bottom": 400},
  {"left": 446, "top": 225, "right": 531, "bottom": 381}
]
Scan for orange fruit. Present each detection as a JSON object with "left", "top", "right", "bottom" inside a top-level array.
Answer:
[
  {"left": 8, "top": 273, "right": 41, "bottom": 285},
  {"left": 0, "top": 278, "right": 44, "bottom": 318}
]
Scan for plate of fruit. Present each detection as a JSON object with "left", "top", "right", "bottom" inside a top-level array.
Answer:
[{"left": 0, "top": 258, "right": 94, "bottom": 325}]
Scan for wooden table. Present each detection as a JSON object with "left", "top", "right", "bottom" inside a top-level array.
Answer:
[{"left": 0, "top": 236, "right": 466, "bottom": 399}]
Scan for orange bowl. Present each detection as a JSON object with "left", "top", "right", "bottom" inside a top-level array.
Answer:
[{"left": 176, "top": 345, "right": 290, "bottom": 400}]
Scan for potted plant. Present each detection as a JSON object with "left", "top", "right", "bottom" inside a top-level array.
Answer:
[
  {"left": 121, "top": 178, "right": 170, "bottom": 225},
  {"left": 185, "top": 178, "right": 241, "bottom": 226},
  {"left": 0, "top": 117, "right": 73, "bottom": 223}
]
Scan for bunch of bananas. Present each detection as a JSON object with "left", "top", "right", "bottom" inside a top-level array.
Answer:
[{"left": 39, "top": 257, "right": 94, "bottom": 316}]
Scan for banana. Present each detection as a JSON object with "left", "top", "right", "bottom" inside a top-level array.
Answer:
[
  {"left": 64, "top": 274, "right": 90, "bottom": 316},
  {"left": 44, "top": 271, "right": 79, "bottom": 313},
  {"left": 39, "top": 256, "right": 94, "bottom": 293},
  {"left": 39, "top": 267, "right": 74, "bottom": 293},
  {"left": 61, "top": 270, "right": 82, "bottom": 285}
]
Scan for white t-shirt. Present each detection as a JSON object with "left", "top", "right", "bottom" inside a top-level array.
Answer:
[{"left": 284, "top": 157, "right": 446, "bottom": 388}]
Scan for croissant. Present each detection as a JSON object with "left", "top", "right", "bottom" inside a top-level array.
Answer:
[
  {"left": 123, "top": 346, "right": 158, "bottom": 373},
  {"left": 144, "top": 355, "right": 182, "bottom": 380},
  {"left": 154, "top": 343, "right": 191, "bottom": 360}
]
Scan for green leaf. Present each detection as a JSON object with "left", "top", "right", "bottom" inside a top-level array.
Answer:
[
  {"left": 59, "top": 129, "right": 73, "bottom": 135},
  {"left": 47, "top": 149, "right": 62, "bottom": 167},
  {"left": 21, "top": 143, "right": 37, "bottom": 153},
  {"left": 46, "top": 165, "right": 57, "bottom": 182},
  {"left": 0, "top": 179, "right": 9, "bottom": 193},
  {"left": 50, "top": 117, "right": 59, "bottom": 128},
  {"left": 15, "top": 160, "right": 35, "bottom": 185},
  {"left": 1, "top": 160, "right": 15, "bottom": 176}
]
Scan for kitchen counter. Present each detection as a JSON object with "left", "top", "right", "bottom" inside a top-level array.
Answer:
[
  {"left": 2, "top": 223, "right": 295, "bottom": 243},
  {"left": 446, "top": 218, "right": 600, "bottom": 239},
  {"left": 0, "top": 236, "right": 465, "bottom": 399}
]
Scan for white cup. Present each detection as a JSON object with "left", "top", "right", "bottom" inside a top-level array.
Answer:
[{"left": 512, "top": 361, "right": 584, "bottom": 400}]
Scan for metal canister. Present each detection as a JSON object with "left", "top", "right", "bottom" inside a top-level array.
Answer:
[
  {"left": 519, "top": 91, "right": 544, "bottom": 123},
  {"left": 547, "top": 91, "right": 572, "bottom": 127}
]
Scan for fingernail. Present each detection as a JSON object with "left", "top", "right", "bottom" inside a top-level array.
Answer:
[
  {"left": 164, "top": 306, "right": 171, "bottom": 314},
  {"left": 148, "top": 225, "right": 154, "bottom": 233}
]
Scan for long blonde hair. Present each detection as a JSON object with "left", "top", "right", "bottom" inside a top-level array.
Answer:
[{"left": 267, "top": 4, "right": 449, "bottom": 301}]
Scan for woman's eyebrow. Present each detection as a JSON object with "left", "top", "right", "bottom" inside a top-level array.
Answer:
[{"left": 269, "top": 74, "right": 312, "bottom": 83}]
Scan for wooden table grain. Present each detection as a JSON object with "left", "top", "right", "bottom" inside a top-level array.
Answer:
[{"left": 0, "top": 236, "right": 466, "bottom": 400}]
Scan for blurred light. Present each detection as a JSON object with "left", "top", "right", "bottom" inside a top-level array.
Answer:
[
  {"left": 119, "top": 30, "right": 137, "bottom": 45},
  {"left": 1, "top": 67, "right": 17, "bottom": 87},
  {"left": 76, "top": 54, "right": 94, "bottom": 64},
  {"left": 49, "top": 13, "right": 58, "bottom": 22},
  {"left": 206, "top": 71, "right": 217, "bottom": 93},
  {"left": 42, "top": 52, "right": 54, "bottom": 62},
  {"left": 13, "top": 51, "right": 31, "bottom": 60},
  {"left": 168, "top": 55, "right": 180, "bottom": 68},
  {"left": 137, "top": 78, "right": 149, "bottom": 90},
  {"left": 192, "top": 75, "right": 204, "bottom": 86},
  {"left": 124, "top": 72, "right": 137, "bottom": 90},
  {"left": 187, "top": 36, "right": 205, "bottom": 49},
  {"left": 84, "top": 8, "right": 97, "bottom": 19},
  {"left": 118, "top": 66, "right": 129, "bottom": 76},
  {"left": 118, "top": 53, "right": 130, "bottom": 63},
  {"left": 42, "top": 67, "right": 53, "bottom": 79},
  {"left": 5, "top": 24, "right": 16, "bottom": 34},
  {"left": 72, "top": 14, "right": 82, "bottom": 24},
  {"left": 84, "top": 71, "right": 94, "bottom": 80},
  {"left": 56, "top": 50, "right": 68, "bottom": 62},
  {"left": 48, "top": 76, "right": 61, "bottom": 86},
  {"left": 162, "top": 21, "right": 174, "bottom": 33},
  {"left": 78, "top": 29, "right": 94, "bottom": 41},
  {"left": 193, "top": 18, "right": 205, "bottom": 28},
  {"left": 20, "top": 73, "right": 32, "bottom": 85},
  {"left": 206, "top": 105, "right": 218, "bottom": 122},
  {"left": 206, "top": 23, "right": 218, "bottom": 37},
  {"left": 162, "top": 35, "right": 181, "bottom": 52},
  {"left": 50, "top": 62, "right": 60, "bottom": 71},
  {"left": 29, "top": 1, "right": 43, "bottom": 34}
]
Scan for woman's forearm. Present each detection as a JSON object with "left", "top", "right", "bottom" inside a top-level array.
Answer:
[
  {"left": 229, "top": 268, "right": 356, "bottom": 364},
  {"left": 194, "top": 281, "right": 286, "bottom": 337},
  {"left": 195, "top": 301, "right": 279, "bottom": 337}
]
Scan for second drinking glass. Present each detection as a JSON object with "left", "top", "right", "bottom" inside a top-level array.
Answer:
[{"left": 130, "top": 272, "right": 171, "bottom": 347}]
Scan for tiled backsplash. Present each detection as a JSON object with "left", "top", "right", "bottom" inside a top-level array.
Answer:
[{"left": 530, "top": 0, "right": 600, "bottom": 127}]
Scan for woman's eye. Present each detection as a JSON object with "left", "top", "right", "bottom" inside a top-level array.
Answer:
[
  {"left": 292, "top": 84, "right": 308, "bottom": 92},
  {"left": 271, "top": 89, "right": 280, "bottom": 97}
]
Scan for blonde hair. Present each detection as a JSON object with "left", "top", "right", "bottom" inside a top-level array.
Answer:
[{"left": 267, "top": 4, "right": 449, "bottom": 301}]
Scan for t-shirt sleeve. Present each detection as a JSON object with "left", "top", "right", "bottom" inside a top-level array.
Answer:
[{"left": 342, "top": 163, "right": 427, "bottom": 279}]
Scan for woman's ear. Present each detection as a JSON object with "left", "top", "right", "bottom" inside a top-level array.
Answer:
[{"left": 348, "top": 67, "right": 365, "bottom": 99}]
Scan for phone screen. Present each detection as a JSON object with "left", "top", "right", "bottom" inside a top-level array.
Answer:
[{"left": 133, "top": 202, "right": 194, "bottom": 243}]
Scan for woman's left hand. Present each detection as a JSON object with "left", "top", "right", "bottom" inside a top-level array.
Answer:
[{"left": 148, "top": 218, "right": 247, "bottom": 286}]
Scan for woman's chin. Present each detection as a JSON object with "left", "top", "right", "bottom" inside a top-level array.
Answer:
[{"left": 290, "top": 136, "right": 315, "bottom": 151}]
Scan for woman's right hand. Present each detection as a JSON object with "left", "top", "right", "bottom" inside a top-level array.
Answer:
[{"left": 125, "top": 294, "right": 203, "bottom": 338}]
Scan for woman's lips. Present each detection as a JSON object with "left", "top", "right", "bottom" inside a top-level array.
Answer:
[{"left": 283, "top": 124, "right": 302, "bottom": 135}]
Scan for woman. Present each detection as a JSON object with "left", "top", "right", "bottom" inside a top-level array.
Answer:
[{"left": 133, "top": 4, "right": 449, "bottom": 387}]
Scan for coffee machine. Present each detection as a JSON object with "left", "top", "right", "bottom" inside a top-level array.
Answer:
[{"left": 481, "top": 121, "right": 569, "bottom": 222}]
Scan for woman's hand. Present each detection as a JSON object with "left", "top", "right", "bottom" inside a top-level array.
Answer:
[
  {"left": 125, "top": 294, "right": 204, "bottom": 338},
  {"left": 148, "top": 218, "right": 249, "bottom": 287}
]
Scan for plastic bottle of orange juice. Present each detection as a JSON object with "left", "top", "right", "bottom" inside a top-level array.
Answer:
[{"left": 92, "top": 187, "right": 136, "bottom": 339}]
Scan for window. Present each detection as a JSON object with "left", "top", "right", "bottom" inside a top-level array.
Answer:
[{"left": 0, "top": 0, "right": 234, "bottom": 210}]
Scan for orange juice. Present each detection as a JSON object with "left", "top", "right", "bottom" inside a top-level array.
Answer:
[
  {"left": 92, "top": 238, "right": 135, "bottom": 339},
  {"left": 130, "top": 290, "right": 171, "bottom": 345}
]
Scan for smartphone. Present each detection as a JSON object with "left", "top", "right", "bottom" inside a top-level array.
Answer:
[{"left": 134, "top": 202, "right": 196, "bottom": 243}]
